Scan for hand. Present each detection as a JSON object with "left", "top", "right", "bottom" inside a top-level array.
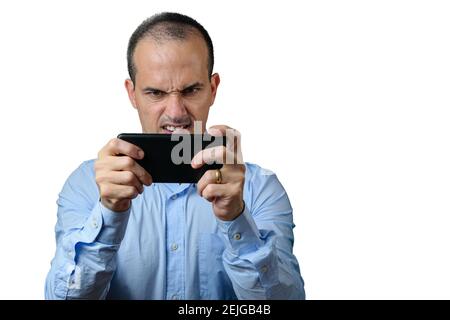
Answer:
[
  {"left": 191, "top": 125, "right": 245, "bottom": 221},
  {"left": 95, "top": 138, "right": 152, "bottom": 212}
]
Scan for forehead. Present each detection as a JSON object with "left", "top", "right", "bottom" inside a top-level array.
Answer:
[{"left": 133, "top": 35, "right": 209, "bottom": 86}]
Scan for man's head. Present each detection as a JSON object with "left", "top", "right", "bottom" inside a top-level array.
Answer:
[{"left": 125, "top": 12, "right": 220, "bottom": 134}]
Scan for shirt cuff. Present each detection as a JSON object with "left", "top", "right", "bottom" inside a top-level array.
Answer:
[
  {"left": 93, "top": 201, "right": 131, "bottom": 245},
  {"left": 217, "top": 206, "right": 264, "bottom": 255}
]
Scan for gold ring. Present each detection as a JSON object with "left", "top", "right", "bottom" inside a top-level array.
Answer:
[{"left": 215, "top": 169, "right": 222, "bottom": 184}]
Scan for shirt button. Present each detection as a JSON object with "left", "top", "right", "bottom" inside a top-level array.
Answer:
[
  {"left": 261, "top": 265, "right": 268, "bottom": 273},
  {"left": 170, "top": 243, "right": 178, "bottom": 251},
  {"left": 171, "top": 194, "right": 178, "bottom": 200},
  {"left": 92, "top": 220, "right": 98, "bottom": 228},
  {"left": 233, "top": 233, "right": 241, "bottom": 241},
  {"left": 171, "top": 294, "right": 179, "bottom": 300}
]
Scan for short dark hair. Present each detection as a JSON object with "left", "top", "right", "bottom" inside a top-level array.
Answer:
[{"left": 127, "top": 12, "right": 214, "bottom": 85}]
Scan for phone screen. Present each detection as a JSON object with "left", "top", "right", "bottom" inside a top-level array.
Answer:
[{"left": 117, "top": 133, "right": 226, "bottom": 183}]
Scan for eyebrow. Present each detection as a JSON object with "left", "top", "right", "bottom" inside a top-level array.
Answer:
[{"left": 142, "top": 82, "right": 204, "bottom": 93}]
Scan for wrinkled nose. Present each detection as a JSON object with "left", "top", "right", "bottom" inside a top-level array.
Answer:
[{"left": 164, "top": 92, "right": 188, "bottom": 119}]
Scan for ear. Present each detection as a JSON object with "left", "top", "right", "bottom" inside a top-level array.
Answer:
[
  {"left": 209, "top": 73, "right": 220, "bottom": 106},
  {"left": 125, "top": 79, "right": 138, "bottom": 109}
]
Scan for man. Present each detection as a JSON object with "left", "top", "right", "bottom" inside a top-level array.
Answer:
[{"left": 45, "top": 12, "right": 305, "bottom": 299}]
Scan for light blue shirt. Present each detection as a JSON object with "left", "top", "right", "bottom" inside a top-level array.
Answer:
[{"left": 45, "top": 160, "right": 305, "bottom": 299}]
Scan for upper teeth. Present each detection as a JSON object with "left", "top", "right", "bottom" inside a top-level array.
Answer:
[{"left": 165, "top": 125, "right": 187, "bottom": 132}]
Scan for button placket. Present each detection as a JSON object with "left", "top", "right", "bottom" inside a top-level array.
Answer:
[{"left": 165, "top": 189, "right": 185, "bottom": 299}]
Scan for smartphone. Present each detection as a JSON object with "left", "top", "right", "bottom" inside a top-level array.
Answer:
[{"left": 117, "top": 133, "right": 226, "bottom": 183}]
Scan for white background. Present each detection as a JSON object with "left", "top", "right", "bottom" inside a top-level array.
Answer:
[{"left": 0, "top": 0, "right": 449, "bottom": 299}]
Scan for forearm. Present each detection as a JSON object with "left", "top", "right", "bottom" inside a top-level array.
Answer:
[
  {"left": 45, "top": 202, "right": 130, "bottom": 299},
  {"left": 219, "top": 208, "right": 305, "bottom": 300}
]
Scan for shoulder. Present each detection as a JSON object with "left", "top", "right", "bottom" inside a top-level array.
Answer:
[
  {"left": 243, "top": 162, "right": 288, "bottom": 200},
  {"left": 243, "top": 162, "right": 292, "bottom": 217},
  {"left": 66, "top": 159, "right": 96, "bottom": 182},
  {"left": 59, "top": 159, "right": 98, "bottom": 202},
  {"left": 244, "top": 162, "right": 279, "bottom": 188},
  {"left": 244, "top": 162, "right": 276, "bottom": 180},
  {"left": 80, "top": 159, "right": 96, "bottom": 173}
]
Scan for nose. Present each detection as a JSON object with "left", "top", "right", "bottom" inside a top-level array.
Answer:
[{"left": 164, "top": 92, "right": 188, "bottom": 119}]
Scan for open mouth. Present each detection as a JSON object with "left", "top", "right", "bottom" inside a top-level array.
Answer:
[{"left": 161, "top": 124, "right": 191, "bottom": 134}]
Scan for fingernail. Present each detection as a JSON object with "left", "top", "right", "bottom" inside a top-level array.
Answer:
[{"left": 191, "top": 159, "right": 200, "bottom": 168}]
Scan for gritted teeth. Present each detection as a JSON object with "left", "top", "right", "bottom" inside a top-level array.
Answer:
[{"left": 163, "top": 124, "right": 190, "bottom": 132}]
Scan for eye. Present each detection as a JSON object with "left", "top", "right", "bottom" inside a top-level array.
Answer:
[
  {"left": 182, "top": 87, "right": 201, "bottom": 97},
  {"left": 145, "top": 89, "right": 166, "bottom": 98}
]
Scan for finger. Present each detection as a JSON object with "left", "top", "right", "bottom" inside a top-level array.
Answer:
[
  {"left": 201, "top": 184, "right": 229, "bottom": 202},
  {"left": 101, "top": 183, "right": 140, "bottom": 200},
  {"left": 97, "top": 171, "right": 144, "bottom": 194},
  {"left": 196, "top": 167, "right": 243, "bottom": 195},
  {"left": 208, "top": 126, "right": 243, "bottom": 165},
  {"left": 191, "top": 146, "right": 226, "bottom": 169},
  {"left": 99, "top": 156, "right": 152, "bottom": 186},
  {"left": 227, "top": 128, "right": 242, "bottom": 161},
  {"left": 116, "top": 156, "right": 153, "bottom": 186},
  {"left": 127, "top": 160, "right": 152, "bottom": 186},
  {"left": 197, "top": 169, "right": 220, "bottom": 195},
  {"left": 207, "top": 125, "right": 231, "bottom": 136},
  {"left": 98, "top": 138, "right": 144, "bottom": 159}
]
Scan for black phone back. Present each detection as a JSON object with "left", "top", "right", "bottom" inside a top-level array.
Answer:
[{"left": 117, "top": 133, "right": 225, "bottom": 183}]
